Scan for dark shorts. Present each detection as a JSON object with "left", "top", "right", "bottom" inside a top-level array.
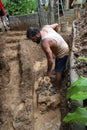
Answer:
[
  {"left": 74, "top": 4, "right": 81, "bottom": 10},
  {"left": 55, "top": 55, "right": 68, "bottom": 72},
  {"left": 0, "top": 9, "right": 4, "bottom": 16}
]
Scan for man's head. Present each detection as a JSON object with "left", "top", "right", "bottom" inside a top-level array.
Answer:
[{"left": 26, "top": 27, "right": 41, "bottom": 44}]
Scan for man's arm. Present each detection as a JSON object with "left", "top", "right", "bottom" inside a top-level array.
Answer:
[
  {"left": 49, "top": 23, "right": 58, "bottom": 32},
  {"left": 41, "top": 40, "right": 54, "bottom": 75}
]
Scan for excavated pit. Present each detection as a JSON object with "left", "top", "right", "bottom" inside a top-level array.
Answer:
[{"left": 0, "top": 28, "right": 72, "bottom": 130}]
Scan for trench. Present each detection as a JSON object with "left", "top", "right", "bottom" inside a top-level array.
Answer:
[
  {"left": 33, "top": 59, "right": 61, "bottom": 130},
  {"left": 0, "top": 27, "right": 72, "bottom": 130},
  {"left": 32, "top": 26, "right": 72, "bottom": 130},
  {"left": 0, "top": 3, "right": 87, "bottom": 128}
]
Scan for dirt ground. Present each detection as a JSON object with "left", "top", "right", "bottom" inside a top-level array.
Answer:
[
  {"left": 72, "top": 13, "right": 87, "bottom": 77},
  {"left": 0, "top": 31, "right": 35, "bottom": 130},
  {"left": 0, "top": 5, "right": 87, "bottom": 129},
  {"left": 1, "top": 14, "right": 86, "bottom": 129},
  {"left": 0, "top": 27, "right": 72, "bottom": 130}
]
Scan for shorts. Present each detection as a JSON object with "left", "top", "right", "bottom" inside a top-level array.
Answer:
[
  {"left": 74, "top": 4, "right": 81, "bottom": 10},
  {"left": 55, "top": 55, "right": 68, "bottom": 72},
  {"left": 0, "top": 9, "right": 5, "bottom": 16}
]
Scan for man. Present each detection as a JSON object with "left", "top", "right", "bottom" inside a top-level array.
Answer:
[
  {"left": 71, "top": 0, "right": 82, "bottom": 19},
  {"left": 0, "top": 0, "right": 8, "bottom": 31},
  {"left": 26, "top": 23, "right": 69, "bottom": 88}
]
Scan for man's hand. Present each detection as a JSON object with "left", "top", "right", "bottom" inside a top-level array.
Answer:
[
  {"left": 44, "top": 71, "right": 50, "bottom": 76},
  {"left": 50, "top": 23, "right": 59, "bottom": 32}
]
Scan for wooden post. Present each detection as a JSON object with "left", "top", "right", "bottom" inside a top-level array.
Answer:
[
  {"left": 36, "top": 0, "right": 42, "bottom": 27},
  {"left": 57, "top": 0, "right": 60, "bottom": 24}
]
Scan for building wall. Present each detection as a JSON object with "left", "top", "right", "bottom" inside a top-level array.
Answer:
[
  {"left": 9, "top": 13, "right": 39, "bottom": 30},
  {"left": 9, "top": 10, "right": 54, "bottom": 30}
]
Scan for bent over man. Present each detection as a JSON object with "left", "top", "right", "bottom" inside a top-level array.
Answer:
[{"left": 26, "top": 23, "right": 69, "bottom": 88}]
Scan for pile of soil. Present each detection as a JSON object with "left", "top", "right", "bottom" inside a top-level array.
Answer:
[
  {"left": 0, "top": 31, "right": 45, "bottom": 130},
  {"left": 73, "top": 14, "right": 87, "bottom": 76}
]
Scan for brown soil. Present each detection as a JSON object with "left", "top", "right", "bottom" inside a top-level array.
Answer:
[
  {"left": 0, "top": 29, "right": 72, "bottom": 130},
  {"left": 0, "top": 31, "right": 40, "bottom": 130},
  {"left": 72, "top": 14, "right": 87, "bottom": 77}
]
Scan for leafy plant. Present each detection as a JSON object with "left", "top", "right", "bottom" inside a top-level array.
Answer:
[
  {"left": 2, "top": 0, "right": 7, "bottom": 5},
  {"left": 77, "top": 57, "right": 87, "bottom": 61},
  {"left": 63, "top": 107, "right": 87, "bottom": 126},
  {"left": 67, "top": 76, "right": 87, "bottom": 100},
  {"left": 5, "top": 0, "right": 37, "bottom": 15},
  {"left": 63, "top": 57, "right": 87, "bottom": 125},
  {"left": 70, "top": 91, "right": 87, "bottom": 100}
]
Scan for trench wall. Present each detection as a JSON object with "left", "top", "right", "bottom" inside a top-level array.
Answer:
[{"left": 70, "top": 20, "right": 86, "bottom": 130}]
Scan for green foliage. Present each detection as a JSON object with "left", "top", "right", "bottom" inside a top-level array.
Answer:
[
  {"left": 71, "top": 91, "right": 87, "bottom": 100},
  {"left": 63, "top": 107, "right": 87, "bottom": 126},
  {"left": 64, "top": 57, "right": 87, "bottom": 125},
  {"left": 77, "top": 57, "right": 87, "bottom": 61},
  {"left": 67, "top": 76, "right": 87, "bottom": 99},
  {"left": 43, "top": 5, "right": 48, "bottom": 11},
  {"left": 5, "top": 0, "right": 37, "bottom": 15},
  {"left": 2, "top": 0, "right": 7, "bottom": 5}
]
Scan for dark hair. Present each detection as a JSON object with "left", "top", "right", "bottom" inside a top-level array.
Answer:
[{"left": 26, "top": 27, "right": 40, "bottom": 38}]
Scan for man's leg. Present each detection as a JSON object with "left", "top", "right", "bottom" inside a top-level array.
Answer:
[
  {"left": 77, "top": 9, "right": 80, "bottom": 18},
  {"left": 55, "top": 71, "right": 62, "bottom": 88},
  {"left": 74, "top": 5, "right": 81, "bottom": 19},
  {"left": 74, "top": 9, "right": 77, "bottom": 19},
  {"left": 1, "top": 16, "right": 8, "bottom": 31},
  {"left": 55, "top": 55, "right": 68, "bottom": 88}
]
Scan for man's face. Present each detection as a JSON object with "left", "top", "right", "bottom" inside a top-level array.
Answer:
[{"left": 29, "top": 34, "right": 41, "bottom": 44}]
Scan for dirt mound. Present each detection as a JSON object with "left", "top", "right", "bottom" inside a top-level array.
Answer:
[
  {"left": 0, "top": 31, "right": 42, "bottom": 130},
  {"left": 73, "top": 14, "right": 87, "bottom": 76}
]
